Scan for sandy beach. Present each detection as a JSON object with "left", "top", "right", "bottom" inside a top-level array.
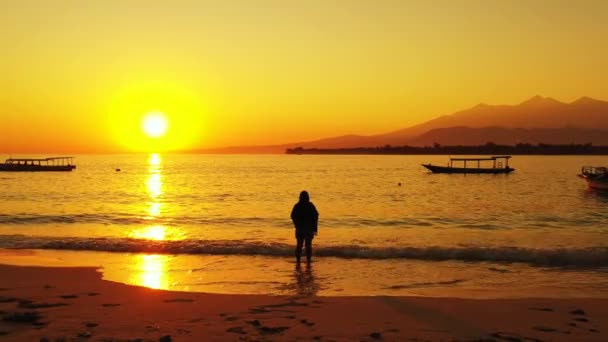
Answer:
[{"left": 0, "top": 262, "right": 606, "bottom": 341}]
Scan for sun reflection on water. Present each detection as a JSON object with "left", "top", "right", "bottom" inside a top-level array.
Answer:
[
  {"left": 148, "top": 202, "right": 162, "bottom": 217},
  {"left": 146, "top": 173, "right": 162, "bottom": 199},
  {"left": 132, "top": 254, "right": 170, "bottom": 290},
  {"left": 148, "top": 153, "right": 161, "bottom": 166},
  {"left": 130, "top": 225, "right": 166, "bottom": 240},
  {"left": 126, "top": 153, "right": 179, "bottom": 289}
]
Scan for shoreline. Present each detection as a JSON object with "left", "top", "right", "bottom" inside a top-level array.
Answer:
[
  {"left": 2, "top": 248, "right": 608, "bottom": 300},
  {"left": 1, "top": 264, "right": 607, "bottom": 341}
]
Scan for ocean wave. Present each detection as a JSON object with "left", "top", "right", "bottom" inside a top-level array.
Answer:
[
  {"left": 384, "top": 279, "right": 467, "bottom": 289},
  {"left": 0, "top": 213, "right": 523, "bottom": 229},
  {"left": 1, "top": 213, "right": 602, "bottom": 230},
  {"left": 0, "top": 214, "right": 452, "bottom": 229},
  {"left": 0, "top": 214, "right": 292, "bottom": 228},
  {"left": 0, "top": 234, "right": 607, "bottom": 267}
]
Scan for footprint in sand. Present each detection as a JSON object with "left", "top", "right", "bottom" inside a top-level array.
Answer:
[
  {"left": 569, "top": 309, "right": 586, "bottom": 316},
  {"left": 533, "top": 326, "right": 557, "bottom": 332},
  {"left": 259, "top": 326, "right": 289, "bottom": 335},
  {"left": 226, "top": 326, "right": 247, "bottom": 334},
  {"left": 2, "top": 311, "right": 43, "bottom": 325},
  {"left": 246, "top": 320, "right": 289, "bottom": 335},
  {"left": 145, "top": 324, "right": 160, "bottom": 333},
  {"left": 77, "top": 331, "right": 92, "bottom": 338},
  {"left": 159, "top": 335, "right": 172, "bottom": 342},
  {"left": 59, "top": 294, "right": 78, "bottom": 299},
  {"left": 369, "top": 332, "right": 382, "bottom": 340},
  {"left": 490, "top": 332, "right": 523, "bottom": 342},
  {"left": 264, "top": 301, "right": 308, "bottom": 309},
  {"left": 300, "top": 319, "right": 315, "bottom": 327},
  {"left": 19, "top": 301, "right": 68, "bottom": 309},
  {"left": 0, "top": 297, "right": 17, "bottom": 303},
  {"left": 163, "top": 298, "right": 194, "bottom": 303},
  {"left": 528, "top": 307, "right": 553, "bottom": 312},
  {"left": 249, "top": 307, "right": 271, "bottom": 314},
  {"left": 246, "top": 320, "right": 261, "bottom": 327}
]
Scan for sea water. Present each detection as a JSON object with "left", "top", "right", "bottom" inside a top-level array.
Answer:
[{"left": 1, "top": 154, "right": 607, "bottom": 297}]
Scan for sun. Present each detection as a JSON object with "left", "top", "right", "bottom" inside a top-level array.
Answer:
[{"left": 141, "top": 112, "right": 168, "bottom": 138}]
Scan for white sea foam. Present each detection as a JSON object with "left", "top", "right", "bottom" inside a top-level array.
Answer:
[{"left": 1, "top": 234, "right": 607, "bottom": 267}]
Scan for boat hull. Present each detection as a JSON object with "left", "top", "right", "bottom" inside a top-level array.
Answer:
[
  {"left": 579, "top": 174, "right": 608, "bottom": 190},
  {"left": 0, "top": 165, "right": 76, "bottom": 172},
  {"left": 422, "top": 164, "right": 514, "bottom": 174}
]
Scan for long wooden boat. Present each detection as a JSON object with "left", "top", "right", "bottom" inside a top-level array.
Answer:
[
  {"left": 422, "top": 156, "right": 514, "bottom": 174},
  {"left": 578, "top": 166, "right": 608, "bottom": 190},
  {"left": 0, "top": 157, "right": 76, "bottom": 172}
]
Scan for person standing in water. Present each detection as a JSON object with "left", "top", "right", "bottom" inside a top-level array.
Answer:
[{"left": 290, "top": 191, "right": 319, "bottom": 264}]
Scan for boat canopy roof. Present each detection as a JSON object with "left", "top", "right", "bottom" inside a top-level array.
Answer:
[
  {"left": 449, "top": 155, "right": 511, "bottom": 161},
  {"left": 6, "top": 157, "right": 74, "bottom": 162}
]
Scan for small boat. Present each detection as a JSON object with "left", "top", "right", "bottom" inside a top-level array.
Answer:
[
  {"left": 422, "top": 156, "right": 514, "bottom": 174},
  {"left": 0, "top": 157, "right": 76, "bottom": 172},
  {"left": 579, "top": 166, "right": 608, "bottom": 190}
]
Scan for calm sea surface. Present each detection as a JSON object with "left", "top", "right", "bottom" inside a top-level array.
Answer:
[{"left": 1, "top": 154, "right": 607, "bottom": 297}]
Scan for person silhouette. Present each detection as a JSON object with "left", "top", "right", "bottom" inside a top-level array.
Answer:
[{"left": 290, "top": 191, "right": 319, "bottom": 264}]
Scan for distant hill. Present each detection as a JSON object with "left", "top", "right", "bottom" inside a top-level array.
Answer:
[
  {"left": 395, "top": 96, "right": 608, "bottom": 136},
  {"left": 408, "top": 127, "right": 608, "bottom": 146},
  {"left": 192, "top": 96, "right": 608, "bottom": 153}
]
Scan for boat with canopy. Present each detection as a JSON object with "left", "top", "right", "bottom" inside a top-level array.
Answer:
[
  {"left": 422, "top": 156, "right": 514, "bottom": 174},
  {"left": 578, "top": 166, "right": 608, "bottom": 190},
  {"left": 0, "top": 157, "right": 76, "bottom": 172}
]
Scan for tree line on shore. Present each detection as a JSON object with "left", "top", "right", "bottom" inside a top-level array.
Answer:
[{"left": 285, "top": 143, "right": 608, "bottom": 155}]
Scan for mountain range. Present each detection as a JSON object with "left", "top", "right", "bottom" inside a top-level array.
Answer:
[{"left": 194, "top": 96, "right": 608, "bottom": 153}]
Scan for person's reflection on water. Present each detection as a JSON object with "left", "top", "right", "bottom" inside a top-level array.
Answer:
[{"left": 293, "top": 262, "right": 320, "bottom": 296}]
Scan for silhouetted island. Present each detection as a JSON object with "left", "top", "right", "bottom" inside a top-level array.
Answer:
[{"left": 286, "top": 143, "right": 608, "bottom": 155}]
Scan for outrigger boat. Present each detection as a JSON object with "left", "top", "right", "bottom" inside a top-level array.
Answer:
[
  {"left": 422, "top": 156, "right": 514, "bottom": 174},
  {"left": 578, "top": 166, "right": 608, "bottom": 190},
  {"left": 0, "top": 157, "right": 76, "bottom": 172}
]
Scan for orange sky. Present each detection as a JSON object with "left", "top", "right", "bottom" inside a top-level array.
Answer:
[{"left": 1, "top": 0, "right": 607, "bottom": 153}]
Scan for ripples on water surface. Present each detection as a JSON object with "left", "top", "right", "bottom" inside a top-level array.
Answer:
[{"left": 1, "top": 154, "right": 607, "bottom": 297}]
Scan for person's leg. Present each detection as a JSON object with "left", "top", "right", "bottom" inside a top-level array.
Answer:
[
  {"left": 305, "top": 237, "right": 313, "bottom": 263},
  {"left": 295, "top": 237, "right": 304, "bottom": 264}
]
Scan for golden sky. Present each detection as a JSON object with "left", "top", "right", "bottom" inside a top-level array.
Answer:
[{"left": 1, "top": 0, "right": 607, "bottom": 152}]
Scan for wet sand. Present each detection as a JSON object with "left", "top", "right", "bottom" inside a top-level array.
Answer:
[{"left": 1, "top": 264, "right": 607, "bottom": 341}]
